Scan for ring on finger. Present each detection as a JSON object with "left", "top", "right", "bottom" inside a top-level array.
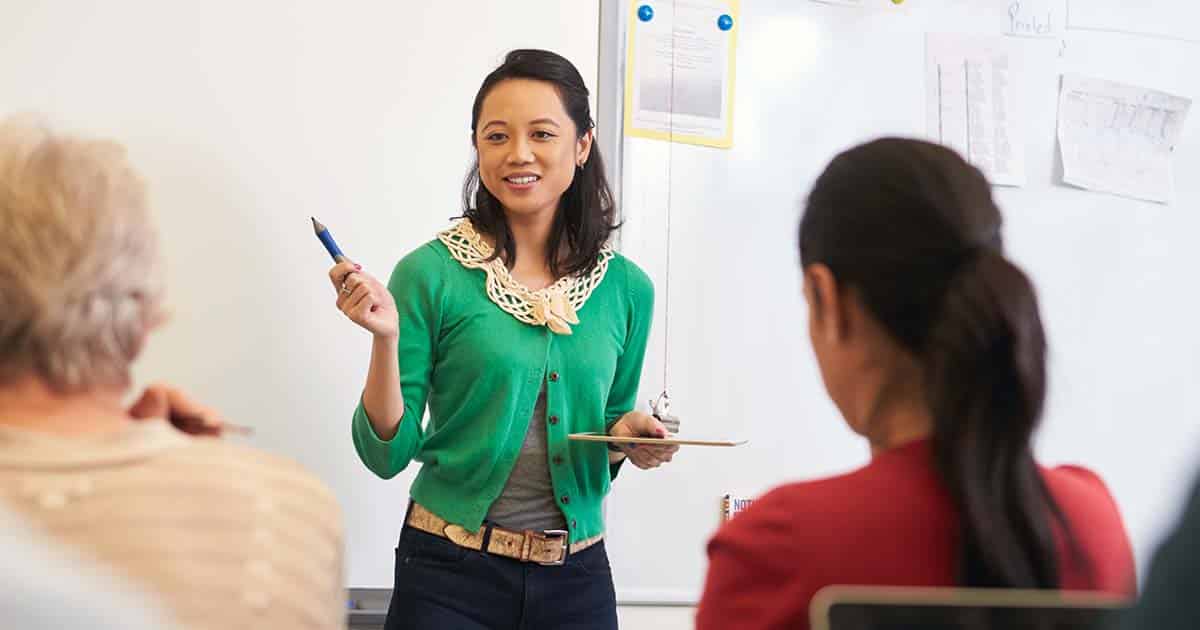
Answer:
[{"left": 340, "top": 286, "right": 352, "bottom": 295}]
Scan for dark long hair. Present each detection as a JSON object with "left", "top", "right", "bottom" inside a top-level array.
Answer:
[
  {"left": 462, "top": 49, "right": 617, "bottom": 277},
  {"left": 799, "top": 138, "right": 1077, "bottom": 588}
]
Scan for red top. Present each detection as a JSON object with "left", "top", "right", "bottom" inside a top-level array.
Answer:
[{"left": 695, "top": 439, "right": 1135, "bottom": 630}]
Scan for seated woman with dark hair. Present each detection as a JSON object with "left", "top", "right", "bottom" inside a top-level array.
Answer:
[{"left": 695, "top": 138, "right": 1135, "bottom": 630}]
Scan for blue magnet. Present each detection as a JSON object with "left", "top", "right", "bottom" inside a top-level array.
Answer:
[
  {"left": 717, "top": 14, "right": 734, "bottom": 31},
  {"left": 638, "top": 5, "right": 654, "bottom": 22}
]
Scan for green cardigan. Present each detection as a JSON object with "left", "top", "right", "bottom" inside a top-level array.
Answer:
[{"left": 352, "top": 238, "right": 654, "bottom": 543}]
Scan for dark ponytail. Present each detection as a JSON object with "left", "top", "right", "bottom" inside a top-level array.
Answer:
[
  {"left": 927, "top": 251, "right": 1068, "bottom": 587},
  {"left": 799, "top": 137, "right": 1078, "bottom": 589}
]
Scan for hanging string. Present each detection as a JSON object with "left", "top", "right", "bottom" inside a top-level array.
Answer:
[{"left": 661, "top": 0, "right": 678, "bottom": 392}]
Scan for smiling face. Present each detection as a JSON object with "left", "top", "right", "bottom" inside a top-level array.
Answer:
[{"left": 474, "top": 78, "right": 592, "bottom": 220}]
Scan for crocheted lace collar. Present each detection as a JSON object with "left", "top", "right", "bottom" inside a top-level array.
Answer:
[{"left": 437, "top": 219, "right": 613, "bottom": 335}]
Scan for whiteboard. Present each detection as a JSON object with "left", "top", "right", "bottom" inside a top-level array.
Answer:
[
  {"left": 610, "top": 0, "right": 1200, "bottom": 603},
  {"left": 1070, "top": 0, "right": 1200, "bottom": 43},
  {"left": 0, "top": 1, "right": 599, "bottom": 590}
]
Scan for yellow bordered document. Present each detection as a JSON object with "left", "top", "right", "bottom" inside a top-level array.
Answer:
[{"left": 623, "top": 0, "right": 739, "bottom": 148}]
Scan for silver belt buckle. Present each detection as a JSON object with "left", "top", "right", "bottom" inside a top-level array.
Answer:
[{"left": 538, "top": 529, "right": 568, "bottom": 566}]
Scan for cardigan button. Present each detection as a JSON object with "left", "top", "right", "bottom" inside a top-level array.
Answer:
[
  {"left": 549, "top": 372, "right": 560, "bottom": 382},
  {"left": 552, "top": 455, "right": 564, "bottom": 465},
  {"left": 560, "top": 495, "right": 570, "bottom": 505},
  {"left": 571, "top": 519, "right": 577, "bottom": 528},
  {"left": 548, "top": 415, "right": 559, "bottom": 425}
]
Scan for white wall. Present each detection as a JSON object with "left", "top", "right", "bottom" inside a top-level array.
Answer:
[
  {"left": 0, "top": 4, "right": 703, "bottom": 622},
  {"left": 0, "top": 0, "right": 601, "bottom": 590},
  {"left": 1, "top": 3, "right": 696, "bottom": 622}
]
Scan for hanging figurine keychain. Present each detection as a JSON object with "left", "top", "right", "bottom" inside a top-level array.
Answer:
[
  {"left": 650, "top": 390, "right": 681, "bottom": 435},
  {"left": 648, "top": 114, "right": 682, "bottom": 440}
]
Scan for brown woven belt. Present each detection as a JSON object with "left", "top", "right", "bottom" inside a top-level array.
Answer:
[{"left": 405, "top": 502, "right": 601, "bottom": 566}]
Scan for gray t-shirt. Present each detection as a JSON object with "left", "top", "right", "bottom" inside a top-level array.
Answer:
[{"left": 485, "top": 386, "right": 568, "bottom": 532}]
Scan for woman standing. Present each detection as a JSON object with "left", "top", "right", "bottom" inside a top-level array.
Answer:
[{"left": 329, "top": 50, "right": 677, "bottom": 629}]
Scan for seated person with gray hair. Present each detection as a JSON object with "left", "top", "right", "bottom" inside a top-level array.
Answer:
[{"left": 0, "top": 116, "right": 346, "bottom": 630}]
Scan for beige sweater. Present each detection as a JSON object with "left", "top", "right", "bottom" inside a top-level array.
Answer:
[{"left": 0, "top": 420, "right": 345, "bottom": 630}]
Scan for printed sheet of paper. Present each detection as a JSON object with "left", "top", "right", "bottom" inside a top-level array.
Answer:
[
  {"left": 624, "top": 0, "right": 739, "bottom": 148},
  {"left": 925, "top": 34, "right": 1025, "bottom": 187},
  {"left": 1058, "top": 74, "right": 1192, "bottom": 204}
]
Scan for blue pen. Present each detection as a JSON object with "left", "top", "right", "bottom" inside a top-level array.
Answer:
[
  {"left": 311, "top": 217, "right": 348, "bottom": 263},
  {"left": 314, "top": 217, "right": 376, "bottom": 311}
]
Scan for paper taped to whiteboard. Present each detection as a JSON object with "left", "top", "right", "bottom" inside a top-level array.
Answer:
[
  {"left": 1057, "top": 74, "right": 1192, "bottom": 204},
  {"left": 925, "top": 34, "right": 1026, "bottom": 187},
  {"left": 624, "top": 0, "right": 739, "bottom": 148}
]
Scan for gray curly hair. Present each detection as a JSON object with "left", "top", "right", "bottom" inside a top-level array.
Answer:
[{"left": 0, "top": 116, "right": 165, "bottom": 392}]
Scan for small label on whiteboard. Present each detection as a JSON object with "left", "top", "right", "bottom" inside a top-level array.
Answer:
[{"left": 1005, "top": 0, "right": 1066, "bottom": 40}]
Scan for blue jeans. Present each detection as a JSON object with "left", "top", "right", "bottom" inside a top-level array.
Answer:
[{"left": 384, "top": 525, "right": 619, "bottom": 630}]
